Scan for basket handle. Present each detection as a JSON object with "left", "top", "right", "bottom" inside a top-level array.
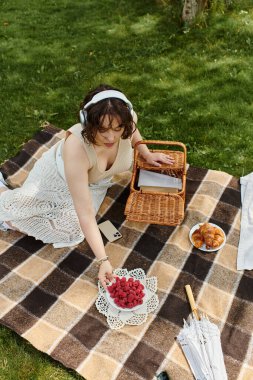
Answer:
[
  {"left": 134, "top": 140, "right": 187, "bottom": 155},
  {"left": 133, "top": 140, "right": 187, "bottom": 167}
]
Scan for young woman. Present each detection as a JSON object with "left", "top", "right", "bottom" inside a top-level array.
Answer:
[{"left": 0, "top": 84, "right": 174, "bottom": 288}]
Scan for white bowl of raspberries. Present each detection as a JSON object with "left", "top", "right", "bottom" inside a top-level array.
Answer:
[{"left": 106, "top": 275, "right": 147, "bottom": 311}]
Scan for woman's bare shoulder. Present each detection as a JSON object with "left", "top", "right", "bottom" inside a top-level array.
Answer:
[{"left": 63, "top": 133, "right": 91, "bottom": 169}]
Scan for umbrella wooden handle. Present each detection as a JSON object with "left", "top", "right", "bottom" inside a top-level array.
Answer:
[{"left": 185, "top": 285, "right": 200, "bottom": 320}]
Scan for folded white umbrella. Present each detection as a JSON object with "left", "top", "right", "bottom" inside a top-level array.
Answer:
[{"left": 177, "top": 285, "right": 227, "bottom": 380}]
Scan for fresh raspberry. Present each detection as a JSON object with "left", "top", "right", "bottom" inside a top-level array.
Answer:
[{"left": 108, "top": 276, "right": 145, "bottom": 309}]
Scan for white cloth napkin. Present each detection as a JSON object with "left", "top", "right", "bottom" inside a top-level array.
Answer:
[{"left": 237, "top": 172, "right": 253, "bottom": 270}]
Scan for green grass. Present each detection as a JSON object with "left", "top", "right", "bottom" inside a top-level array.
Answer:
[
  {"left": 0, "top": 327, "right": 84, "bottom": 380},
  {"left": 0, "top": 0, "right": 253, "bottom": 379}
]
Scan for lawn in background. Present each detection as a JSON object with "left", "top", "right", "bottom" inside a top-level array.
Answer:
[{"left": 0, "top": 1, "right": 253, "bottom": 379}]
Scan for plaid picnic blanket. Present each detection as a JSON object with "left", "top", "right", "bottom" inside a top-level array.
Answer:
[{"left": 0, "top": 124, "right": 252, "bottom": 380}]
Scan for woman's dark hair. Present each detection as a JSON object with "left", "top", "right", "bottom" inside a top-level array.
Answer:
[{"left": 80, "top": 84, "right": 135, "bottom": 144}]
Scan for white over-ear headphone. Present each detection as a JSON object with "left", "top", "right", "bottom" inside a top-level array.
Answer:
[{"left": 79, "top": 90, "right": 134, "bottom": 126}]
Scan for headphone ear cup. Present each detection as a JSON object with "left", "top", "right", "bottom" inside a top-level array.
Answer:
[
  {"left": 79, "top": 109, "right": 88, "bottom": 126},
  {"left": 126, "top": 103, "right": 134, "bottom": 117}
]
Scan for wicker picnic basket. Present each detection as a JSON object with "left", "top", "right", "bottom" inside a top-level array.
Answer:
[{"left": 125, "top": 140, "right": 187, "bottom": 225}]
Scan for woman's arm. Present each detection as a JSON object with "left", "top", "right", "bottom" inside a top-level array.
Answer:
[{"left": 63, "top": 134, "right": 114, "bottom": 288}]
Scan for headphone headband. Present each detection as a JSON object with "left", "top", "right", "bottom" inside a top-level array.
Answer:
[
  {"left": 83, "top": 90, "right": 133, "bottom": 113},
  {"left": 79, "top": 89, "right": 134, "bottom": 126}
]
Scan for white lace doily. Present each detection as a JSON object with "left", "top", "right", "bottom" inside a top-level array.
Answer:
[{"left": 95, "top": 268, "right": 159, "bottom": 330}]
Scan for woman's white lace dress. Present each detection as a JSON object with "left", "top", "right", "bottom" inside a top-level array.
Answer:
[{"left": 0, "top": 133, "right": 132, "bottom": 248}]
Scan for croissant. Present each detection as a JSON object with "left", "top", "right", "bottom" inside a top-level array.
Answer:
[
  {"left": 199, "top": 223, "right": 213, "bottom": 237},
  {"left": 212, "top": 227, "right": 225, "bottom": 248},
  {"left": 199, "top": 223, "right": 215, "bottom": 248},
  {"left": 199, "top": 223, "right": 224, "bottom": 249},
  {"left": 192, "top": 230, "right": 204, "bottom": 248},
  {"left": 214, "top": 227, "right": 224, "bottom": 237}
]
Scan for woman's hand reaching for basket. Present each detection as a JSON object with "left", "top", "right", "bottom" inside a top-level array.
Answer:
[{"left": 143, "top": 152, "right": 175, "bottom": 167}]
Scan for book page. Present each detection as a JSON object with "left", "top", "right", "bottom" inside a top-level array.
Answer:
[{"left": 138, "top": 169, "right": 182, "bottom": 189}]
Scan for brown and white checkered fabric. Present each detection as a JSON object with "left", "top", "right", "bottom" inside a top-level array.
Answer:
[{"left": 0, "top": 124, "right": 252, "bottom": 380}]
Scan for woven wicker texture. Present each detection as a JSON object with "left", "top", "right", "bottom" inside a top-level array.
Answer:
[
  {"left": 136, "top": 150, "right": 185, "bottom": 178},
  {"left": 125, "top": 140, "right": 187, "bottom": 225},
  {"left": 125, "top": 192, "right": 184, "bottom": 225}
]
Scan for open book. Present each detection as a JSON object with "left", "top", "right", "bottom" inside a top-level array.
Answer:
[{"left": 138, "top": 169, "right": 182, "bottom": 193}]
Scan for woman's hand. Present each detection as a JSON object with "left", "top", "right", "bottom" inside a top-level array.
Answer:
[
  {"left": 98, "top": 260, "right": 115, "bottom": 289},
  {"left": 143, "top": 152, "right": 174, "bottom": 167}
]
